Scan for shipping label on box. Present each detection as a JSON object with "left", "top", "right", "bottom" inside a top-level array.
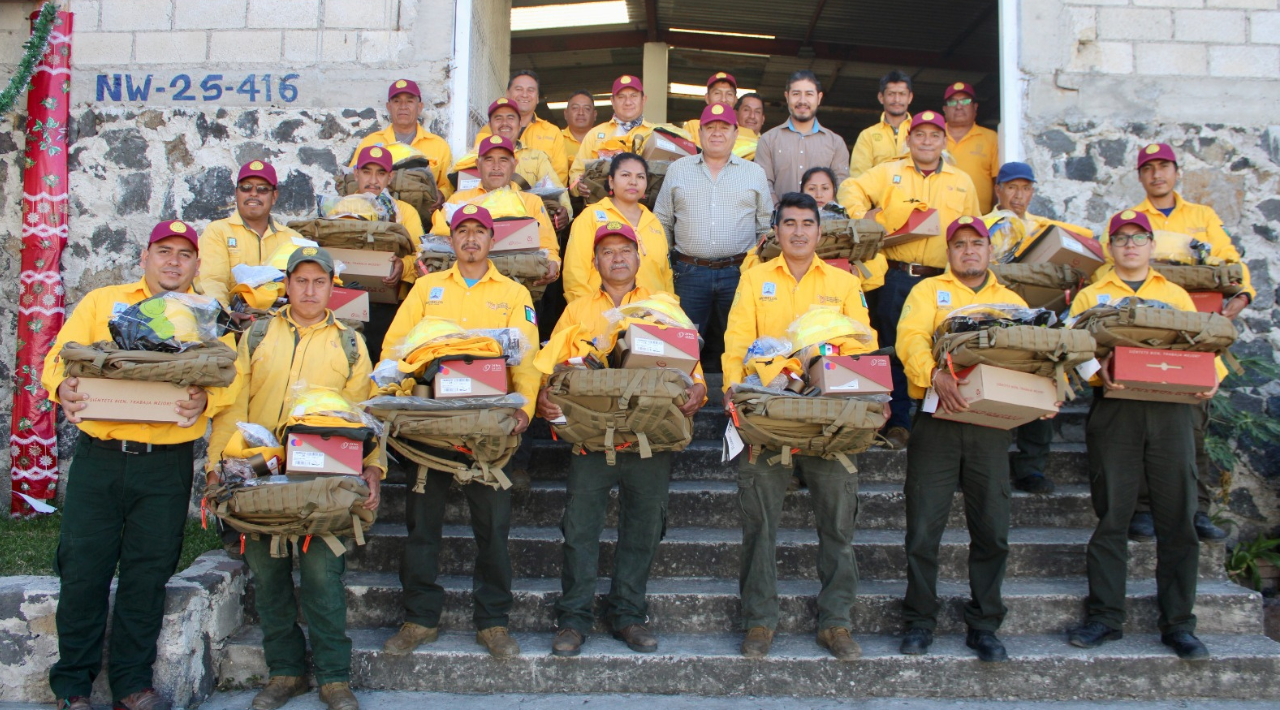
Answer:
[
  {"left": 615, "top": 323, "right": 700, "bottom": 374},
  {"left": 433, "top": 358, "right": 509, "bottom": 398},
  {"left": 1016, "top": 225, "right": 1104, "bottom": 276},
  {"left": 882, "top": 209, "right": 940, "bottom": 248},
  {"left": 926, "top": 364, "right": 1059, "bottom": 430},
  {"left": 329, "top": 286, "right": 370, "bottom": 322},
  {"left": 1189, "top": 292, "right": 1224, "bottom": 314},
  {"left": 286, "top": 432, "right": 364, "bottom": 475},
  {"left": 328, "top": 247, "right": 399, "bottom": 304},
  {"left": 76, "top": 377, "right": 189, "bottom": 424},
  {"left": 807, "top": 355, "right": 893, "bottom": 396},
  {"left": 491, "top": 217, "right": 541, "bottom": 252},
  {"left": 640, "top": 131, "right": 697, "bottom": 161},
  {"left": 1106, "top": 346, "right": 1217, "bottom": 404},
  {"left": 456, "top": 168, "right": 481, "bottom": 191}
]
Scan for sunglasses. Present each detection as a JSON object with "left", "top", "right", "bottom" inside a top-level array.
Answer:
[
  {"left": 944, "top": 98, "right": 974, "bottom": 107},
  {"left": 237, "top": 184, "right": 274, "bottom": 195},
  {"left": 1110, "top": 232, "right": 1153, "bottom": 247}
]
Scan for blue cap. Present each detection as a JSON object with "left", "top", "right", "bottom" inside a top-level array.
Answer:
[{"left": 996, "top": 161, "right": 1036, "bottom": 184}]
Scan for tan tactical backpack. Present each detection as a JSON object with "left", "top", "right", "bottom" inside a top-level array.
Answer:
[
  {"left": 418, "top": 250, "right": 554, "bottom": 301},
  {"left": 205, "top": 475, "right": 376, "bottom": 558},
  {"left": 932, "top": 326, "right": 1098, "bottom": 398},
  {"left": 59, "top": 340, "right": 239, "bottom": 388},
  {"left": 335, "top": 166, "right": 441, "bottom": 221},
  {"left": 730, "top": 388, "right": 886, "bottom": 473},
  {"left": 545, "top": 368, "right": 692, "bottom": 465},
  {"left": 758, "top": 218, "right": 885, "bottom": 277},
  {"left": 991, "top": 263, "right": 1086, "bottom": 295},
  {"left": 287, "top": 219, "right": 416, "bottom": 257},
  {"left": 579, "top": 159, "right": 671, "bottom": 209},
  {"left": 1070, "top": 301, "right": 1237, "bottom": 357},
  {"left": 1150, "top": 263, "right": 1245, "bottom": 296},
  {"left": 366, "top": 404, "right": 522, "bottom": 491}
]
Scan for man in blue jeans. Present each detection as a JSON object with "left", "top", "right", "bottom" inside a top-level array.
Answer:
[{"left": 655, "top": 103, "right": 772, "bottom": 358}]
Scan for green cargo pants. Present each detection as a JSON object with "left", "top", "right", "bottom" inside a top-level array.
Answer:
[
  {"left": 1085, "top": 396, "right": 1199, "bottom": 634},
  {"left": 243, "top": 537, "right": 351, "bottom": 684},
  {"left": 1135, "top": 399, "right": 1213, "bottom": 515},
  {"left": 555, "top": 451, "right": 671, "bottom": 633},
  {"left": 738, "top": 450, "right": 859, "bottom": 631},
  {"left": 903, "top": 411, "right": 1012, "bottom": 632},
  {"left": 49, "top": 435, "right": 194, "bottom": 701}
]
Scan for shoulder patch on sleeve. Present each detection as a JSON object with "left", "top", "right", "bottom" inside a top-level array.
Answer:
[{"left": 525, "top": 305, "right": 537, "bottom": 324}]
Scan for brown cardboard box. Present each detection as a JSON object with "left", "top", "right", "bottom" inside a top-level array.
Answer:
[
  {"left": 1016, "top": 225, "right": 1105, "bottom": 277},
  {"left": 491, "top": 217, "right": 541, "bottom": 252},
  {"left": 433, "top": 357, "right": 509, "bottom": 398},
  {"left": 455, "top": 167, "right": 481, "bottom": 191},
  {"left": 1012, "top": 284, "right": 1070, "bottom": 312},
  {"left": 1106, "top": 346, "right": 1217, "bottom": 404},
  {"left": 639, "top": 130, "right": 697, "bottom": 161},
  {"left": 1189, "top": 292, "right": 1225, "bottom": 314},
  {"left": 881, "top": 209, "right": 940, "bottom": 248},
  {"left": 614, "top": 323, "right": 700, "bottom": 374},
  {"left": 286, "top": 432, "right": 364, "bottom": 475},
  {"left": 929, "top": 364, "right": 1059, "bottom": 430},
  {"left": 806, "top": 355, "right": 893, "bottom": 396},
  {"left": 329, "top": 286, "right": 370, "bottom": 322},
  {"left": 76, "top": 377, "right": 190, "bottom": 423},
  {"left": 328, "top": 247, "right": 399, "bottom": 304}
]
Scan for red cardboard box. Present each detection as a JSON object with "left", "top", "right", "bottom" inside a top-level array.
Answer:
[
  {"left": 329, "top": 286, "right": 370, "bottom": 322},
  {"left": 824, "top": 258, "right": 853, "bottom": 274},
  {"left": 286, "top": 432, "right": 364, "bottom": 475},
  {"left": 1016, "top": 225, "right": 1105, "bottom": 276},
  {"left": 433, "top": 358, "right": 509, "bottom": 398},
  {"left": 328, "top": 247, "right": 399, "bottom": 304},
  {"left": 491, "top": 217, "right": 541, "bottom": 252},
  {"left": 1107, "top": 346, "right": 1217, "bottom": 404},
  {"left": 927, "top": 364, "right": 1059, "bottom": 430},
  {"left": 76, "top": 377, "right": 189, "bottom": 423},
  {"left": 806, "top": 355, "right": 893, "bottom": 396},
  {"left": 881, "top": 209, "right": 940, "bottom": 248},
  {"left": 639, "top": 130, "right": 697, "bottom": 161},
  {"left": 614, "top": 323, "right": 700, "bottom": 374},
  {"left": 1189, "top": 292, "right": 1225, "bottom": 314}
]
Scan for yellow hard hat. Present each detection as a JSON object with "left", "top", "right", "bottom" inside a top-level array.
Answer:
[
  {"left": 292, "top": 388, "right": 359, "bottom": 419},
  {"left": 137, "top": 295, "right": 202, "bottom": 344},
  {"left": 397, "top": 317, "right": 466, "bottom": 358},
  {"left": 616, "top": 293, "right": 695, "bottom": 329},
  {"left": 330, "top": 195, "right": 380, "bottom": 221},
  {"left": 265, "top": 242, "right": 303, "bottom": 271},
  {"left": 785, "top": 307, "right": 874, "bottom": 353}
]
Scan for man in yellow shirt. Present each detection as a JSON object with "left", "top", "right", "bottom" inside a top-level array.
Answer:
[
  {"left": 943, "top": 81, "right": 1000, "bottom": 214},
  {"left": 895, "top": 216, "right": 1028, "bottom": 663},
  {"left": 562, "top": 90, "right": 598, "bottom": 174},
  {"left": 197, "top": 160, "right": 302, "bottom": 317},
  {"left": 732, "top": 92, "right": 766, "bottom": 160},
  {"left": 476, "top": 70, "right": 570, "bottom": 184},
  {"left": 43, "top": 220, "right": 240, "bottom": 710},
  {"left": 538, "top": 222, "right": 705, "bottom": 658},
  {"left": 209, "top": 247, "right": 380, "bottom": 710},
  {"left": 1066, "top": 210, "right": 1216, "bottom": 662},
  {"left": 722, "top": 193, "right": 876, "bottom": 663},
  {"left": 836, "top": 110, "right": 981, "bottom": 448},
  {"left": 380, "top": 205, "right": 538, "bottom": 661},
  {"left": 461, "top": 98, "right": 570, "bottom": 228},
  {"left": 683, "top": 71, "right": 739, "bottom": 147},
  {"left": 849, "top": 70, "right": 913, "bottom": 179},
  {"left": 569, "top": 75, "right": 654, "bottom": 191},
  {"left": 349, "top": 79, "right": 454, "bottom": 200}
]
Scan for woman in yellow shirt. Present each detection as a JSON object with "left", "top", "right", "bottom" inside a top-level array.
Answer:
[{"left": 562, "top": 153, "right": 673, "bottom": 303}]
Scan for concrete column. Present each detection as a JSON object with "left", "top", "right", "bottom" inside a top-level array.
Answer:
[
  {"left": 643, "top": 41, "right": 668, "bottom": 124},
  {"left": 997, "top": 0, "right": 1022, "bottom": 162}
]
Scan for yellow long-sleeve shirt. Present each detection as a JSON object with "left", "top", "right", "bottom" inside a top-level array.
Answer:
[
  {"left": 568, "top": 120, "right": 655, "bottom": 186},
  {"left": 836, "top": 158, "right": 981, "bottom": 269},
  {"left": 849, "top": 112, "right": 911, "bottom": 179},
  {"left": 946, "top": 124, "right": 1000, "bottom": 214},
  {"left": 42, "top": 279, "right": 241, "bottom": 443},
  {"left": 896, "top": 270, "right": 1027, "bottom": 399},
  {"left": 563, "top": 198, "right": 672, "bottom": 303},
  {"left": 450, "top": 145, "right": 572, "bottom": 217},
  {"left": 208, "top": 306, "right": 384, "bottom": 475},
  {"left": 196, "top": 213, "right": 302, "bottom": 305},
  {"left": 381, "top": 262, "right": 541, "bottom": 418},
  {"left": 562, "top": 127, "right": 584, "bottom": 174},
  {"left": 477, "top": 116, "right": 569, "bottom": 184},
  {"left": 722, "top": 256, "right": 877, "bottom": 386},
  {"left": 350, "top": 124, "right": 454, "bottom": 199},
  {"left": 428, "top": 185, "right": 560, "bottom": 263}
]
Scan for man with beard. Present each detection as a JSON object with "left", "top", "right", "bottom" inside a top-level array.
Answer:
[
  {"left": 755, "top": 70, "right": 850, "bottom": 202},
  {"left": 849, "top": 70, "right": 913, "bottom": 179}
]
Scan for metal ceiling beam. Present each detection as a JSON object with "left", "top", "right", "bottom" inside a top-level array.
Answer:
[
  {"left": 941, "top": 2, "right": 997, "bottom": 59},
  {"left": 802, "top": 0, "right": 829, "bottom": 46},
  {"left": 644, "top": 0, "right": 659, "bottom": 43}
]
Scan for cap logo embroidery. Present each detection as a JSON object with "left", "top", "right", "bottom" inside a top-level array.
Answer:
[
  {"left": 715, "top": 72, "right": 727, "bottom": 79},
  {"left": 170, "top": 221, "right": 187, "bottom": 233},
  {"left": 1145, "top": 144, "right": 1160, "bottom": 154},
  {"left": 620, "top": 76, "right": 632, "bottom": 84},
  {"left": 490, "top": 136, "right": 503, "bottom": 144},
  {"left": 395, "top": 80, "right": 408, "bottom": 89},
  {"left": 369, "top": 147, "right": 383, "bottom": 158},
  {"left": 953, "top": 82, "right": 965, "bottom": 90},
  {"left": 605, "top": 220, "right": 622, "bottom": 230},
  {"left": 463, "top": 205, "right": 479, "bottom": 214},
  {"left": 959, "top": 216, "right": 973, "bottom": 224},
  {"left": 302, "top": 247, "right": 318, "bottom": 256},
  {"left": 923, "top": 111, "right": 935, "bottom": 120},
  {"left": 1121, "top": 210, "right": 1136, "bottom": 219},
  {"left": 249, "top": 161, "right": 264, "bottom": 170},
  {"left": 711, "top": 105, "right": 724, "bottom": 115}
]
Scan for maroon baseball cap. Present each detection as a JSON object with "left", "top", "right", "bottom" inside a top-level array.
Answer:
[
  {"left": 149, "top": 220, "right": 199, "bottom": 251},
  {"left": 1137, "top": 142, "right": 1177, "bottom": 169},
  {"left": 237, "top": 160, "right": 277, "bottom": 187},
  {"left": 707, "top": 71, "right": 737, "bottom": 89},
  {"left": 1108, "top": 209, "right": 1153, "bottom": 236},
  {"left": 612, "top": 75, "right": 643, "bottom": 95},
  {"left": 450, "top": 204, "right": 494, "bottom": 231},
  {"left": 488, "top": 97, "right": 518, "bottom": 117},
  {"left": 594, "top": 220, "right": 638, "bottom": 246},
  {"left": 909, "top": 110, "right": 946, "bottom": 132},
  {"left": 944, "top": 81, "right": 976, "bottom": 101},
  {"left": 945, "top": 215, "right": 990, "bottom": 242},
  {"left": 478, "top": 135, "right": 516, "bottom": 157},
  {"left": 354, "top": 145, "right": 393, "bottom": 172},
  {"left": 700, "top": 103, "right": 737, "bottom": 127},
  {"left": 388, "top": 79, "right": 421, "bottom": 100}
]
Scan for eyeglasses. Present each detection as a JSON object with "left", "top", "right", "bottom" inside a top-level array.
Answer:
[
  {"left": 944, "top": 98, "right": 974, "bottom": 107},
  {"left": 1110, "top": 232, "right": 1153, "bottom": 247},
  {"left": 237, "top": 184, "right": 274, "bottom": 195}
]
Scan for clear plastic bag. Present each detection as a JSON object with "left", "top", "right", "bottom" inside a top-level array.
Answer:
[
  {"left": 317, "top": 191, "right": 399, "bottom": 222},
  {"left": 603, "top": 294, "right": 697, "bottom": 332},
  {"left": 232, "top": 263, "right": 285, "bottom": 288},
  {"left": 370, "top": 359, "right": 405, "bottom": 388},
  {"left": 936, "top": 303, "right": 1057, "bottom": 335},
  {"left": 361, "top": 393, "right": 528, "bottom": 412},
  {"left": 744, "top": 336, "right": 793, "bottom": 363},
  {"left": 473, "top": 328, "right": 531, "bottom": 366},
  {"left": 1150, "top": 230, "right": 1196, "bottom": 266},
  {"left": 785, "top": 307, "right": 876, "bottom": 354},
  {"left": 986, "top": 211, "right": 1028, "bottom": 264},
  {"left": 109, "top": 292, "right": 225, "bottom": 352},
  {"left": 236, "top": 422, "right": 281, "bottom": 449},
  {"left": 819, "top": 202, "right": 849, "bottom": 219},
  {"left": 287, "top": 381, "right": 385, "bottom": 438},
  {"left": 391, "top": 318, "right": 527, "bottom": 365},
  {"left": 420, "top": 235, "right": 455, "bottom": 254}
]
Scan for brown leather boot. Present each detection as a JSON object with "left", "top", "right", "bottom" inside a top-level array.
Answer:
[
  {"left": 883, "top": 426, "right": 910, "bottom": 450},
  {"left": 552, "top": 627, "right": 585, "bottom": 657},
  {"left": 57, "top": 698, "right": 91, "bottom": 710},
  {"left": 382, "top": 622, "right": 438, "bottom": 655},
  {"left": 318, "top": 682, "right": 359, "bottom": 710},
  {"left": 740, "top": 626, "right": 774, "bottom": 659},
  {"left": 817, "top": 626, "right": 862, "bottom": 661},
  {"left": 114, "top": 689, "right": 171, "bottom": 710},
  {"left": 251, "top": 675, "right": 308, "bottom": 710},
  {"left": 476, "top": 626, "right": 521, "bottom": 658},
  {"left": 612, "top": 624, "right": 658, "bottom": 653}
]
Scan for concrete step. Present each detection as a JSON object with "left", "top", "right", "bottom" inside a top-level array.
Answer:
[
  {"left": 244, "top": 573, "right": 1260, "bottom": 637},
  {"left": 344, "top": 524, "right": 1227, "bottom": 581},
  {"left": 218, "top": 627, "right": 1280, "bottom": 700},
  {"left": 375, "top": 480, "right": 1099, "bottom": 530}
]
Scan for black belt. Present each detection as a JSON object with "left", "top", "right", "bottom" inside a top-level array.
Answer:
[
  {"left": 90, "top": 438, "right": 186, "bottom": 455},
  {"left": 886, "top": 260, "right": 944, "bottom": 278},
  {"left": 673, "top": 251, "right": 747, "bottom": 269}
]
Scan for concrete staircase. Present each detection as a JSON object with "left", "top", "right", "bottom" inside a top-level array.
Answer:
[{"left": 217, "top": 374, "right": 1280, "bottom": 700}]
